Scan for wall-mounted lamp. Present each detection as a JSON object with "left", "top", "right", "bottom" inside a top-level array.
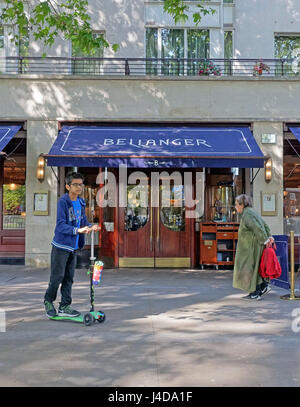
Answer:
[
  {"left": 9, "top": 183, "right": 18, "bottom": 191},
  {"left": 36, "top": 154, "right": 45, "bottom": 182},
  {"left": 265, "top": 158, "right": 272, "bottom": 183}
]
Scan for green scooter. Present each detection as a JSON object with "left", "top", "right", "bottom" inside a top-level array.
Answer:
[{"left": 49, "top": 229, "right": 105, "bottom": 326}]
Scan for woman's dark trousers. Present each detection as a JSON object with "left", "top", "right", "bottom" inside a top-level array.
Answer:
[{"left": 44, "top": 246, "right": 77, "bottom": 307}]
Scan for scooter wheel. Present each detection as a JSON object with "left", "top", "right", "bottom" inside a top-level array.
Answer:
[
  {"left": 96, "top": 311, "right": 106, "bottom": 323},
  {"left": 83, "top": 312, "right": 94, "bottom": 326}
]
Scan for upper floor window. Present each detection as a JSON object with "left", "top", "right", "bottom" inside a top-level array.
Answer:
[
  {"left": 275, "top": 35, "right": 300, "bottom": 58},
  {"left": 0, "top": 26, "right": 4, "bottom": 50},
  {"left": 224, "top": 30, "right": 233, "bottom": 74},
  {"left": 187, "top": 29, "right": 209, "bottom": 74},
  {"left": 18, "top": 27, "right": 29, "bottom": 73},
  {"left": 275, "top": 35, "right": 300, "bottom": 75},
  {"left": 161, "top": 28, "right": 184, "bottom": 74},
  {"left": 19, "top": 28, "right": 29, "bottom": 57},
  {"left": 72, "top": 32, "right": 105, "bottom": 74},
  {"left": 145, "top": 0, "right": 212, "bottom": 1},
  {"left": 146, "top": 27, "right": 209, "bottom": 75},
  {"left": 0, "top": 26, "right": 4, "bottom": 73}
]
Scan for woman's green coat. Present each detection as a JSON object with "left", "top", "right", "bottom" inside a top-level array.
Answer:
[{"left": 233, "top": 207, "right": 271, "bottom": 293}]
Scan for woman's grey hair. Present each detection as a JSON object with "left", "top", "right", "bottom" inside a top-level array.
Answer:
[{"left": 235, "top": 194, "right": 252, "bottom": 208}]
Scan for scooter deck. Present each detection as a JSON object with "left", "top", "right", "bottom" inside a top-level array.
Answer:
[
  {"left": 49, "top": 310, "right": 105, "bottom": 325},
  {"left": 49, "top": 314, "right": 84, "bottom": 323}
]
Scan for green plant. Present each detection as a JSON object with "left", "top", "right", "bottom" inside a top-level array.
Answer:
[
  {"left": 3, "top": 184, "right": 25, "bottom": 213},
  {"left": 198, "top": 59, "right": 221, "bottom": 76}
]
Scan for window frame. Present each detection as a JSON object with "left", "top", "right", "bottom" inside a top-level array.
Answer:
[
  {"left": 224, "top": 29, "right": 234, "bottom": 75},
  {"left": 145, "top": 26, "right": 210, "bottom": 75},
  {"left": 274, "top": 34, "right": 300, "bottom": 75},
  {"left": 70, "top": 31, "right": 105, "bottom": 75}
]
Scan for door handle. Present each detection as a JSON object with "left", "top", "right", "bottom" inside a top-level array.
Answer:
[
  {"left": 150, "top": 206, "right": 153, "bottom": 251},
  {"left": 157, "top": 208, "right": 160, "bottom": 249}
]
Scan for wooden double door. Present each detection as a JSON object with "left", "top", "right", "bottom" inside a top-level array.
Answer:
[{"left": 118, "top": 170, "right": 194, "bottom": 267}]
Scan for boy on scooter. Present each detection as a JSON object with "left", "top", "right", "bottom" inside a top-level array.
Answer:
[{"left": 44, "top": 171, "right": 100, "bottom": 318}]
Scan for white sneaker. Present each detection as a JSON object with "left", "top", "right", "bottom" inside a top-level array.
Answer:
[
  {"left": 261, "top": 286, "right": 271, "bottom": 296},
  {"left": 243, "top": 293, "right": 262, "bottom": 300},
  {"left": 58, "top": 305, "right": 80, "bottom": 317}
]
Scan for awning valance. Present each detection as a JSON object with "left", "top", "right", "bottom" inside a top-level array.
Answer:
[
  {"left": 0, "top": 125, "right": 22, "bottom": 154},
  {"left": 46, "top": 125, "right": 265, "bottom": 168}
]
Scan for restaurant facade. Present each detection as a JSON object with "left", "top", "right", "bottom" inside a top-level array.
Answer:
[{"left": 0, "top": 0, "right": 299, "bottom": 268}]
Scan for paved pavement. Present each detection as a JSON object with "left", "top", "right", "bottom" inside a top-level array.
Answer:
[{"left": 0, "top": 265, "right": 300, "bottom": 387}]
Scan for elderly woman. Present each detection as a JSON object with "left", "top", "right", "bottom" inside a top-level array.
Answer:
[{"left": 233, "top": 194, "right": 274, "bottom": 300}]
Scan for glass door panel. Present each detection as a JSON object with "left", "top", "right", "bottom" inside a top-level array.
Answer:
[
  {"left": 125, "top": 184, "right": 150, "bottom": 231},
  {"left": 187, "top": 29, "right": 210, "bottom": 75},
  {"left": 161, "top": 29, "right": 184, "bottom": 76},
  {"left": 119, "top": 175, "right": 154, "bottom": 266},
  {"left": 160, "top": 184, "right": 185, "bottom": 232},
  {"left": 146, "top": 28, "right": 158, "bottom": 75},
  {"left": 155, "top": 177, "right": 191, "bottom": 267}
]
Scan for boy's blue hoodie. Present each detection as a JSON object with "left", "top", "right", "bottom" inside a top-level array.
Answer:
[{"left": 52, "top": 193, "right": 91, "bottom": 252}]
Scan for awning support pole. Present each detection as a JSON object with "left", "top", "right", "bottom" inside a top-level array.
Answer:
[
  {"left": 250, "top": 168, "right": 261, "bottom": 184},
  {"left": 280, "top": 230, "right": 300, "bottom": 300},
  {"left": 50, "top": 166, "right": 59, "bottom": 183}
]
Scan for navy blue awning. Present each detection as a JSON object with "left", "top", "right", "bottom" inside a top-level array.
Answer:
[
  {"left": 0, "top": 125, "right": 22, "bottom": 154},
  {"left": 289, "top": 127, "right": 300, "bottom": 143},
  {"left": 46, "top": 125, "right": 265, "bottom": 168}
]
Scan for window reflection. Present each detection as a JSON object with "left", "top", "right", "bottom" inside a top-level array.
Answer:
[
  {"left": 3, "top": 160, "right": 26, "bottom": 230},
  {"left": 125, "top": 185, "right": 149, "bottom": 231},
  {"left": 160, "top": 184, "right": 185, "bottom": 232},
  {"left": 3, "top": 184, "right": 26, "bottom": 229},
  {"left": 72, "top": 32, "right": 105, "bottom": 74}
]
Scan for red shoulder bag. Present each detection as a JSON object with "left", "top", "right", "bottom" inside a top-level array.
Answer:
[{"left": 259, "top": 243, "right": 282, "bottom": 279}]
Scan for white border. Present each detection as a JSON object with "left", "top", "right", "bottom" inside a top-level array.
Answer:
[
  {"left": 58, "top": 127, "right": 256, "bottom": 156},
  {"left": 0, "top": 127, "right": 13, "bottom": 144}
]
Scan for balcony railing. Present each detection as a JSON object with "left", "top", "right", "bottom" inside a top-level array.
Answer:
[{"left": 0, "top": 56, "right": 299, "bottom": 77}]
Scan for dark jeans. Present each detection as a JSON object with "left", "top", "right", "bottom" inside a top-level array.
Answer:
[
  {"left": 44, "top": 246, "right": 77, "bottom": 307},
  {"left": 251, "top": 278, "right": 269, "bottom": 296}
]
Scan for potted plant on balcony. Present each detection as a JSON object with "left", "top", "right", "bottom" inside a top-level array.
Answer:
[
  {"left": 198, "top": 60, "right": 221, "bottom": 76},
  {"left": 253, "top": 60, "right": 270, "bottom": 76}
]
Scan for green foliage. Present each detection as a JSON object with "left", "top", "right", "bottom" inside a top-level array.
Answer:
[
  {"left": 0, "top": 0, "right": 119, "bottom": 55},
  {"left": 163, "top": 0, "right": 216, "bottom": 25},
  {"left": 0, "top": 0, "right": 212, "bottom": 56},
  {"left": 3, "top": 185, "right": 25, "bottom": 212},
  {"left": 198, "top": 59, "right": 221, "bottom": 76}
]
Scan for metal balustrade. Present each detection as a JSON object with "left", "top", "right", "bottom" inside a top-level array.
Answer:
[{"left": 0, "top": 57, "right": 299, "bottom": 77}]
